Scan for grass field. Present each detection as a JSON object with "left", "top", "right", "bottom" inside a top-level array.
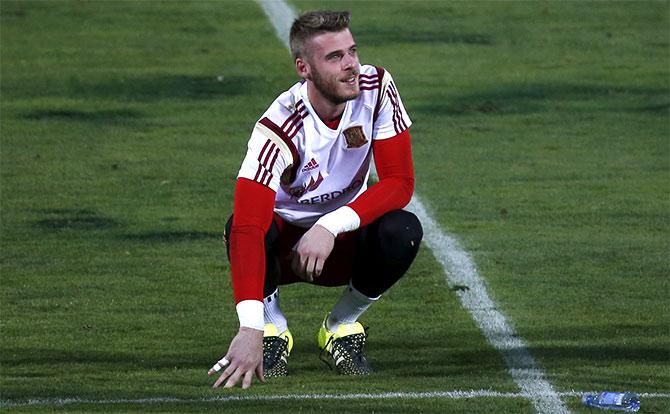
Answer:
[{"left": 1, "top": 0, "right": 668, "bottom": 413}]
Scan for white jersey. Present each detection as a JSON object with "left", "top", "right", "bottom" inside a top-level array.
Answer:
[{"left": 237, "top": 64, "right": 411, "bottom": 227}]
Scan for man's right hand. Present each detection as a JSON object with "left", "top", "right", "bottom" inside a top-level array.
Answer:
[
  {"left": 208, "top": 327, "right": 265, "bottom": 389},
  {"left": 290, "top": 224, "right": 335, "bottom": 282}
]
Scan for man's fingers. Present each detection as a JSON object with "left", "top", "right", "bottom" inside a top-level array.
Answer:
[
  {"left": 290, "top": 251, "right": 303, "bottom": 277},
  {"left": 208, "top": 356, "right": 230, "bottom": 376},
  {"left": 256, "top": 363, "right": 266, "bottom": 383},
  {"left": 213, "top": 364, "right": 234, "bottom": 388},
  {"left": 306, "top": 254, "right": 327, "bottom": 280},
  {"left": 211, "top": 327, "right": 264, "bottom": 389},
  {"left": 242, "top": 370, "right": 253, "bottom": 389},
  {"left": 306, "top": 256, "right": 314, "bottom": 278},
  {"left": 213, "top": 362, "right": 239, "bottom": 388},
  {"left": 224, "top": 367, "right": 243, "bottom": 389},
  {"left": 314, "top": 256, "right": 325, "bottom": 278},
  {"left": 212, "top": 374, "right": 225, "bottom": 388},
  {"left": 212, "top": 361, "right": 261, "bottom": 389},
  {"left": 292, "top": 250, "right": 313, "bottom": 281}
]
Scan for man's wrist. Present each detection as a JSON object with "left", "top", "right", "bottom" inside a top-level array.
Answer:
[
  {"left": 236, "top": 300, "right": 264, "bottom": 331},
  {"left": 315, "top": 206, "right": 361, "bottom": 237}
]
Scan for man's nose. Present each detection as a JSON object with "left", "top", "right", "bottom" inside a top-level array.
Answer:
[{"left": 342, "top": 53, "right": 357, "bottom": 70}]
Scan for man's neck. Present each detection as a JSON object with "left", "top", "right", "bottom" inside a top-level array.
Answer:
[{"left": 307, "top": 82, "right": 345, "bottom": 123}]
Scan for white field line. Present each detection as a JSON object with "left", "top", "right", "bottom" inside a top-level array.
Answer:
[
  {"left": 408, "top": 196, "right": 572, "bottom": 414},
  {"left": 2, "top": 391, "right": 669, "bottom": 408},
  {"left": 255, "top": 1, "right": 571, "bottom": 414}
]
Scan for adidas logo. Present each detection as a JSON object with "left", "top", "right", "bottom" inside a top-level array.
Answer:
[{"left": 301, "top": 158, "right": 319, "bottom": 172}]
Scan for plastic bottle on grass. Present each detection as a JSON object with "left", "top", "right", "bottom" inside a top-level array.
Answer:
[{"left": 581, "top": 391, "right": 640, "bottom": 412}]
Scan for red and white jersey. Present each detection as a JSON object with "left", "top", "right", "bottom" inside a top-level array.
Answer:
[{"left": 237, "top": 64, "right": 411, "bottom": 227}]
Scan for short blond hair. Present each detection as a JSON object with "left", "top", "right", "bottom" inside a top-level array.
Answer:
[{"left": 289, "top": 10, "right": 351, "bottom": 60}]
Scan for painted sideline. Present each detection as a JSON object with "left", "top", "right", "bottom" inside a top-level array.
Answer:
[
  {"left": 2, "top": 391, "right": 669, "bottom": 409},
  {"left": 254, "top": 1, "right": 571, "bottom": 413}
]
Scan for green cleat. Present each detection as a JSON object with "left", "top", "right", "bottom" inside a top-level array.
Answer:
[
  {"left": 317, "top": 316, "right": 373, "bottom": 375},
  {"left": 263, "top": 323, "right": 293, "bottom": 378}
]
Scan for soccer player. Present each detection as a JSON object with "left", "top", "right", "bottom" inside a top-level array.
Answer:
[{"left": 208, "top": 10, "right": 423, "bottom": 389}]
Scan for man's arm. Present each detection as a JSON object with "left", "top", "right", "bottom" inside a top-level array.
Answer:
[
  {"left": 229, "top": 178, "right": 275, "bottom": 303},
  {"left": 349, "top": 129, "right": 414, "bottom": 225},
  {"left": 209, "top": 178, "right": 275, "bottom": 389}
]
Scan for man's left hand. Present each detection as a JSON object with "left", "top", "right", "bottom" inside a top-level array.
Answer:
[{"left": 290, "top": 224, "right": 335, "bottom": 281}]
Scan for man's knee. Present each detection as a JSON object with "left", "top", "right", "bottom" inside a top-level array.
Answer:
[
  {"left": 352, "top": 210, "right": 422, "bottom": 297},
  {"left": 374, "top": 210, "right": 423, "bottom": 258}
]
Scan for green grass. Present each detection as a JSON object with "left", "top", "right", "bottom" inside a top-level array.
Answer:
[{"left": 2, "top": 0, "right": 668, "bottom": 413}]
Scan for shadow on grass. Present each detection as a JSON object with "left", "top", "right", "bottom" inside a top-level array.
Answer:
[
  {"left": 6, "top": 74, "right": 267, "bottom": 102},
  {"left": 21, "top": 108, "right": 143, "bottom": 123},
  {"left": 122, "top": 231, "right": 221, "bottom": 242},
  {"left": 416, "top": 82, "right": 669, "bottom": 116},
  {"left": 532, "top": 344, "right": 670, "bottom": 365},
  {"left": 288, "top": 332, "right": 503, "bottom": 378},
  {"left": 356, "top": 27, "right": 493, "bottom": 46},
  {"left": 69, "top": 74, "right": 261, "bottom": 101},
  {"left": 0, "top": 347, "right": 209, "bottom": 370},
  {"left": 34, "top": 208, "right": 120, "bottom": 231},
  {"left": 523, "top": 323, "right": 670, "bottom": 366}
]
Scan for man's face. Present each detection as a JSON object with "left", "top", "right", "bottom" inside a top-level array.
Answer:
[{"left": 303, "top": 29, "right": 360, "bottom": 105}]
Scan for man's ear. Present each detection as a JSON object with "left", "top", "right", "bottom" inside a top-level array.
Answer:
[{"left": 295, "top": 57, "right": 310, "bottom": 80}]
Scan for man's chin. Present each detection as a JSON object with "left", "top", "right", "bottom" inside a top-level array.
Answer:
[
  {"left": 340, "top": 87, "right": 361, "bottom": 102},
  {"left": 315, "top": 82, "right": 361, "bottom": 105}
]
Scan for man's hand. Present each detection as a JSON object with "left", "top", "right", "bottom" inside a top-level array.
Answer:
[
  {"left": 208, "top": 327, "right": 264, "bottom": 389},
  {"left": 290, "top": 224, "right": 335, "bottom": 282}
]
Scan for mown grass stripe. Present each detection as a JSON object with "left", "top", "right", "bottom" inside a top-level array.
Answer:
[
  {"left": 2, "top": 390, "right": 669, "bottom": 408},
  {"left": 255, "top": 1, "right": 571, "bottom": 413}
]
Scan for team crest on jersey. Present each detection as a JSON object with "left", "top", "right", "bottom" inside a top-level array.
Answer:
[{"left": 343, "top": 126, "right": 368, "bottom": 148}]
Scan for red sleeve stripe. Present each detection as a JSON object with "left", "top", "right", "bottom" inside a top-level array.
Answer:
[
  {"left": 280, "top": 100, "right": 305, "bottom": 130},
  {"left": 285, "top": 110, "right": 307, "bottom": 139},
  {"left": 359, "top": 78, "right": 379, "bottom": 86},
  {"left": 253, "top": 139, "right": 280, "bottom": 186},
  {"left": 359, "top": 74, "right": 380, "bottom": 91},
  {"left": 268, "top": 147, "right": 280, "bottom": 171},
  {"left": 387, "top": 81, "right": 408, "bottom": 134},
  {"left": 261, "top": 142, "right": 275, "bottom": 166},
  {"left": 386, "top": 89, "right": 400, "bottom": 134},
  {"left": 258, "top": 117, "right": 301, "bottom": 184},
  {"left": 257, "top": 139, "right": 271, "bottom": 162},
  {"left": 259, "top": 169, "right": 268, "bottom": 185},
  {"left": 372, "top": 66, "right": 386, "bottom": 125},
  {"left": 257, "top": 152, "right": 279, "bottom": 186},
  {"left": 272, "top": 99, "right": 308, "bottom": 141},
  {"left": 265, "top": 148, "right": 280, "bottom": 186}
]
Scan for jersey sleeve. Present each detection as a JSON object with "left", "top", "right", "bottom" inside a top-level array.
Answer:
[
  {"left": 229, "top": 177, "right": 276, "bottom": 304},
  {"left": 237, "top": 122, "right": 293, "bottom": 191},
  {"left": 348, "top": 129, "right": 414, "bottom": 226},
  {"left": 372, "top": 70, "right": 413, "bottom": 140}
]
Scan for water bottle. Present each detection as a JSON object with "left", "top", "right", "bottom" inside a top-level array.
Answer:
[{"left": 582, "top": 391, "right": 640, "bottom": 412}]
